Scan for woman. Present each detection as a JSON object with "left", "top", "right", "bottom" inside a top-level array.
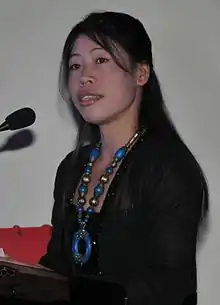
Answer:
[{"left": 39, "top": 11, "right": 209, "bottom": 305}]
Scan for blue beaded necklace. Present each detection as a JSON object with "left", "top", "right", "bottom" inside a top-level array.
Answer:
[{"left": 72, "top": 128, "right": 145, "bottom": 266}]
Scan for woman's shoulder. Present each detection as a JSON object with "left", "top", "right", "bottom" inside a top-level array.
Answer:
[
  {"left": 136, "top": 131, "right": 205, "bottom": 207},
  {"left": 53, "top": 144, "right": 92, "bottom": 197},
  {"left": 56, "top": 144, "right": 92, "bottom": 177},
  {"left": 137, "top": 130, "right": 202, "bottom": 179}
]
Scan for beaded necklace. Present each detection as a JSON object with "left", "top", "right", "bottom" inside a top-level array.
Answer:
[{"left": 72, "top": 127, "right": 146, "bottom": 266}]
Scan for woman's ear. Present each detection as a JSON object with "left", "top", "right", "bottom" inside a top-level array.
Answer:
[{"left": 136, "top": 63, "right": 150, "bottom": 86}]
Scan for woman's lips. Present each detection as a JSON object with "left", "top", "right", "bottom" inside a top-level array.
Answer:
[{"left": 78, "top": 94, "right": 103, "bottom": 107}]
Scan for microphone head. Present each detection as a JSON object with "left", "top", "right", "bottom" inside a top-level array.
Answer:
[{"left": 5, "top": 107, "right": 36, "bottom": 130}]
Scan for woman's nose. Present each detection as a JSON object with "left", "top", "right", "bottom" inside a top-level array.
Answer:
[
  {"left": 79, "top": 67, "right": 96, "bottom": 87},
  {"left": 79, "top": 75, "right": 95, "bottom": 87}
]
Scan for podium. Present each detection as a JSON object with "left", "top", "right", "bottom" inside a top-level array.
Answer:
[
  {"left": 0, "top": 258, "right": 127, "bottom": 304},
  {"left": 0, "top": 258, "right": 69, "bottom": 304}
]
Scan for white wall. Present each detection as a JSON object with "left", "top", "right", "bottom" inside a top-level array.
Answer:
[{"left": 0, "top": 1, "right": 219, "bottom": 304}]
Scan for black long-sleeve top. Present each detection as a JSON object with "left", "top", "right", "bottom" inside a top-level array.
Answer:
[{"left": 39, "top": 130, "right": 204, "bottom": 305}]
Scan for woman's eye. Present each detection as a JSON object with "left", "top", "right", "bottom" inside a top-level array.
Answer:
[
  {"left": 69, "top": 63, "right": 80, "bottom": 70},
  {"left": 96, "top": 57, "right": 108, "bottom": 64}
]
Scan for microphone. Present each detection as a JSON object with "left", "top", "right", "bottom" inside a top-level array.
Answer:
[{"left": 0, "top": 107, "right": 36, "bottom": 132}]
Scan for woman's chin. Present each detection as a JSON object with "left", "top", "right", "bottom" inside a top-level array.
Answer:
[{"left": 83, "top": 116, "right": 106, "bottom": 125}]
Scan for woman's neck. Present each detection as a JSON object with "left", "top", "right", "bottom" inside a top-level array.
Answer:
[{"left": 98, "top": 120, "right": 138, "bottom": 164}]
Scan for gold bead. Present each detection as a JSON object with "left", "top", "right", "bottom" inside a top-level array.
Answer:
[
  {"left": 100, "top": 175, "right": 109, "bottom": 184},
  {"left": 78, "top": 198, "right": 86, "bottom": 205},
  {"left": 89, "top": 197, "right": 99, "bottom": 207},
  {"left": 82, "top": 174, "right": 91, "bottom": 183},
  {"left": 112, "top": 161, "right": 117, "bottom": 168}
]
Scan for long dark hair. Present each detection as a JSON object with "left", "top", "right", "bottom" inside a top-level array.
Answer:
[{"left": 59, "top": 11, "right": 209, "bottom": 223}]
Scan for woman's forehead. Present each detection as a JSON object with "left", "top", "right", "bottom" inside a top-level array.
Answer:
[{"left": 72, "top": 35, "right": 100, "bottom": 52}]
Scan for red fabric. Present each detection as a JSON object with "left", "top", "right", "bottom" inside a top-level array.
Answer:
[{"left": 0, "top": 224, "right": 52, "bottom": 265}]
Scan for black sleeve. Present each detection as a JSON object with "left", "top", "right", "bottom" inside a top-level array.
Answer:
[
  {"left": 39, "top": 153, "right": 73, "bottom": 276},
  {"left": 123, "top": 156, "right": 204, "bottom": 305}
]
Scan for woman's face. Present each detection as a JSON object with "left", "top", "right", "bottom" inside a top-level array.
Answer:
[{"left": 67, "top": 35, "right": 148, "bottom": 126}]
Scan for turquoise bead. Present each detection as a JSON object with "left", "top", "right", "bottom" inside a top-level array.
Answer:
[
  {"left": 94, "top": 184, "right": 104, "bottom": 196},
  {"left": 79, "top": 184, "right": 88, "bottom": 194},
  {"left": 89, "top": 148, "right": 100, "bottom": 162},
  {"left": 77, "top": 206, "right": 84, "bottom": 213},
  {"left": 87, "top": 206, "right": 94, "bottom": 214},
  {"left": 85, "top": 166, "right": 92, "bottom": 174},
  {"left": 115, "top": 147, "right": 127, "bottom": 161},
  {"left": 106, "top": 167, "right": 113, "bottom": 174}
]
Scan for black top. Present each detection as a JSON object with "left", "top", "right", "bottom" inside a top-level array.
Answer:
[{"left": 39, "top": 130, "right": 204, "bottom": 305}]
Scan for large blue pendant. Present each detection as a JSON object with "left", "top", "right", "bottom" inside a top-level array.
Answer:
[{"left": 72, "top": 229, "right": 92, "bottom": 265}]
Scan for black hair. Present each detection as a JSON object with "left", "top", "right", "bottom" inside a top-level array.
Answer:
[{"left": 59, "top": 11, "right": 209, "bottom": 224}]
